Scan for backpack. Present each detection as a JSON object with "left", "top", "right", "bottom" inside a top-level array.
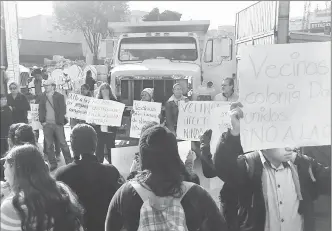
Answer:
[{"left": 130, "top": 181, "right": 194, "bottom": 231}]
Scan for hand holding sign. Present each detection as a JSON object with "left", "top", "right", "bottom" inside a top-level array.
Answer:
[{"left": 229, "top": 102, "right": 243, "bottom": 136}]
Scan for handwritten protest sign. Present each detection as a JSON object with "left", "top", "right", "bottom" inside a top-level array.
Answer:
[
  {"left": 238, "top": 42, "right": 331, "bottom": 152},
  {"left": 28, "top": 104, "right": 42, "bottom": 130},
  {"left": 130, "top": 101, "right": 162, "bottom": 138},
  {"left": 209, "top": 106, "right": 232, "bottom": 154},
  {"left": 176, "top": 101, "right": 229, "bottom": 141},
  {"left": 86, "top": 98, "right": 125, "bottom": 126},
  {"left": 66, "top": 93, "right": 92, "bottom": 120},
  {"left": 177, "top": 141, "right": 193, "bottom": 163}
]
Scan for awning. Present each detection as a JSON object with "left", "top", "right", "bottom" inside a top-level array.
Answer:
[
  {"left": 108, "top": 20, "right": 210, "bottom": 33},
  {"left": 19, "top": 39, "right": 84, "bottom": 58},
  {"left": 19, "top": 65, "right": 30, "bottom": 73}
]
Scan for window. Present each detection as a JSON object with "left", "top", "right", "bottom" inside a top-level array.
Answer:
[
  {"left": 204, "top": 39, "right": 213, "bottom": 63},
  {"left": 119, "top": 37, "right": 198, "bottom": 61}
]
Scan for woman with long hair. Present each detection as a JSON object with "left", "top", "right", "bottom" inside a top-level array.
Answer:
[
  {"left": 94, "top": 82, "right": 118, "bottom": 164},
  {"left": 105, "top": 125, "right": 226, "bottom": 231},
  {"left": 6, "top": 82, "right": 31, "bottom": 124},
  {"left": 1, "top": 144, "right": 84, "bottom": 231}
]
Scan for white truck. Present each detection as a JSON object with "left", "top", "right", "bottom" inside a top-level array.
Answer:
[{"left": 108, "top": 21, "right": 235, "bottom": 142}]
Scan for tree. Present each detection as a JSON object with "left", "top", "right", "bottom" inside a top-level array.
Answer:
[
  {"left": 143, "top": 8, "right": 182, "bottom": 21},
  {"left": 53, "top": 1, "right": 129, "bottom": 64}
]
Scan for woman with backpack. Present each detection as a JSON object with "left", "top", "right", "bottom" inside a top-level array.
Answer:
[{"left": 105, "top": 125, "right": 227, "bottom": 231}]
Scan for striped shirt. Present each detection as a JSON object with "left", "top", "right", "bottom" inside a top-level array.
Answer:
[
  {"left": 1, "top": 196, "right": 27, "bottom": 231},
  {"left": 0, "top": 182, "right": 83, "bottom": 231}
]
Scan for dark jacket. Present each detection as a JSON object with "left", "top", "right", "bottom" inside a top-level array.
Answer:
[
  {"left": 6, "top": 93, "right": 30, "bottom": 123},
  {"left": 198, "top": 134, "right": 240, "bottom": 231},
  {"left": 0, "top": 105, "right": 12, "bottom": 138},
  {"left": 165, "top": 97, "right": 188, "bottom": 133},
  {"left": 38, "top": 91, "right": 66, "bottom": 125},
  {"left": 105, "top": 182, "right": 227, "bottom": 231},
  {"left": 206, "top": 129, "right": 331, "bottom": 231},
  {"left": 54, "top": 154, "right": 123, "bottom": 231},
  {"left": 85, "top": 76, "right": 96, "bottom": 92}
]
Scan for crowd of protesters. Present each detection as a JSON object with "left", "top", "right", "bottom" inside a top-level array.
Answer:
[{"left": 0, "top": 68, "right": 331, "bottom": 231}]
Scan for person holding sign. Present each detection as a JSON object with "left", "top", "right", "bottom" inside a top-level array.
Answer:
[
  {"left": 94, "top": 82, "right": 118, "bottom": 164},
  {"left": 201, "top": 102, "right": 331, "bottom": 231},
  {"left": 165, "top": 83, "right": 189, "bottom": 136},
  {"left": 214, "top": 78, "right": 238, "bottom": 102},
  {"left": 70, "top": 84, "right": 93, "bottom": 129}
]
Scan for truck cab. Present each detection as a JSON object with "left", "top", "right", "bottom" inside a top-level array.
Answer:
[{"left": 107, "top": 21, "right": 235, "bottom": 143}]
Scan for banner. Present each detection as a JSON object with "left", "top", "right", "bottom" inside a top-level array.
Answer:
[
  {"left": 176, "top": 101, "right": 230, "bottom": 141},
  {"left": 28, "top": 104, "right": 42, "bottom": 130},
  {"left": 238, "top": 42, "right": 331, "bottom": 152},
  {"left": 130, "top": 100, "right": 162, "bottom": 138},
  {"left": 66, "top": 93, "right": 92, "bottom": 121},
  {"left": 86, "top": 98, "right": 125, "bottom": 126}
]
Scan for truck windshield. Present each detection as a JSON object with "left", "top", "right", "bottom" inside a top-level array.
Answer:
[{"left": 119, "top": 37, "right": 198, "bottom": 61}]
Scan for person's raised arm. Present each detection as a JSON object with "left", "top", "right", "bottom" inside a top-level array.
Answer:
[
  {"left": 213, "top": 102, "right": 246, "bottom": 185},
  {"left": 198, "top": 130, "right": 218, "bottom": 178}
]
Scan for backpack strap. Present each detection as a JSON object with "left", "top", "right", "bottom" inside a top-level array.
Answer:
[
  {"left": 130, "top": 181, "right": 195, "bottom": 202},
  {"left": 179, "top": 181, "right": 195, "bottom": 201},
  {"left": 130, "top": 182, "right": 152, "bottom": 202}
]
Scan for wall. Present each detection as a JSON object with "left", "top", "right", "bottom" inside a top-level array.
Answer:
[{"left": 19, "top": 15, "right": 93, "bottom": 64}]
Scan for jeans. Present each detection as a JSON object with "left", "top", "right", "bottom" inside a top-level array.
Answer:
[
  {"left": 34, "top": 130, "right": 60, "bottom": 157},
  {"left": 43, "top": 123, "right": 72, "bottom": 167},
  {"left": 95, "top": 129, "right": 116, "bottom": 164}
]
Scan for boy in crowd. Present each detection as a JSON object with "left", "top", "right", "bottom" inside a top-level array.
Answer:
[{"left": 200, "top": 102, "right": 331, "bottom": 231}]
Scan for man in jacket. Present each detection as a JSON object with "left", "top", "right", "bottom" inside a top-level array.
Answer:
[
  {"left": 39, "top": 79, "right": 72, "bottom": 171},
  {"left": 200, "top": 102, "right": 331, "bottom": 231}
]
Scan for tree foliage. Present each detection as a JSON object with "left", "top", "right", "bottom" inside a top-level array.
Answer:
[
  {"left": 143, "top": 8, "right": 182, "bottom": 21},
  {"left": 53, "top": 1, "right": 129, "bottom": 63}
]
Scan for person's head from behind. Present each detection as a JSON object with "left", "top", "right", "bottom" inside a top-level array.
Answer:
[
  {"left": 3, "top": 144, "right": 84, "bottom": 230},
  {"left": 97, "top": 82, "right": 117, "bottom": 100},
  {"left": 4, "top": 144, "right": 48, "bottom": 189},
  {"left": 81, "top": 84, "right": 90, "bottom": 96},
  {"left": 8, "top": 123, "right": 36, "bottom": 149},
  {"left": 221, "top": 78, "right": 234, "bottom": 95},
  {"left": 137, "top": 125, "right": 184, "bottom": 197},
  {"left": 0, "top": 94, "right": 7, "bottom": 107},
  {"left": 207, "top": 81, "right": 213, "bottom": 88},
  {"left": 9, "top": 82, "right": 20, "bottom": 95},
  {"left": 141, "top": 88, "right": 154, "bottom": 102},
  {"left": 71, "top": 124, "right": 97, "bottom": 160},
  {"left": 173, "top": 83, "right": 183, "bottom": 99}
]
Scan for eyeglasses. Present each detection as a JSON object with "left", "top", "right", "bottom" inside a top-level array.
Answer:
[{"left": 9, "top": 87, "right": 17, "bottom": 90}]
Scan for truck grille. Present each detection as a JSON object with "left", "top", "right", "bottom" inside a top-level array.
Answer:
[{"left": 120, "top": 79, "right": 180, "bottom": 105}]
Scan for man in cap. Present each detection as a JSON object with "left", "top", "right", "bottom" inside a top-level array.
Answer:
[{"left": 38, "top": 79, "right": 72, "bottom": 171}]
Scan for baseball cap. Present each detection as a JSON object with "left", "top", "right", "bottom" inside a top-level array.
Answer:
[{"left": 43, "top": 79, "right": 56, "bottom": 86}]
